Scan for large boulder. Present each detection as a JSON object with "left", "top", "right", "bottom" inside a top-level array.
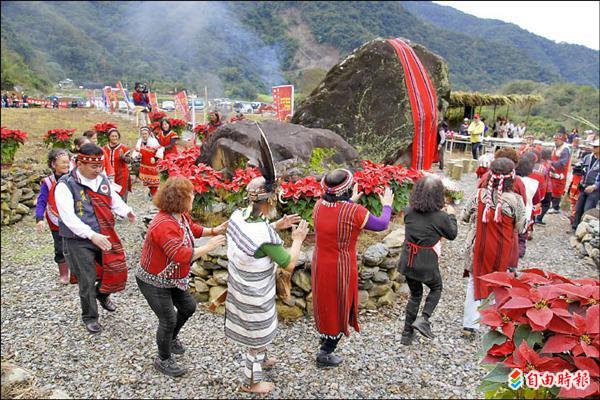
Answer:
[
  {"left": 197, "top": 119, "right": 359, "bottom": 175},
  {"left": 292, "top": 37, "right": 450, "bottom": 164}
]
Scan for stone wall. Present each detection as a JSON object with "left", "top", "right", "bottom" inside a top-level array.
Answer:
[
  {"left": 570, "top": 210, "right": 600, "bottom": 269},
  {"left": 188, "top": 226, "right": 408, "bottom": 320},
  {"left": 1, "top": 166, "right": 47, "bottom": 226}
]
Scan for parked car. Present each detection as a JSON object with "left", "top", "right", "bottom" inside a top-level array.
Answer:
[
  {"left": 118, "top": 100, "right": 134, "bottom": 110},
  {"left": 234, "top": 101, "right": 254, "bottom": 114},
  {"left": 161, "top": 100, "right": 176, "bottom": 111},
  {"left": 187, "top": 99, "right": 205, "bottom": 110}
]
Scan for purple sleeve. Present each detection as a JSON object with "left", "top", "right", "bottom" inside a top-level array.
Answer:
[
  {"left": 35, "top": 181, "right": 49, "bottom": 222},
  {"left": 364, "top": 205, "right": 392, "bottom": 231}
]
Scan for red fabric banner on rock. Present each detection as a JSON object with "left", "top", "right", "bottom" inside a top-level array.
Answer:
[{"left": 387, "top": 38, "right": 438, "bottom": 170}]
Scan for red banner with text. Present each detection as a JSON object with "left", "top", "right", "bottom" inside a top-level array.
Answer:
[
  {"left": 174, "top": 91, "right": 191, "bottom": 122},
  {"left": 116, "top": 81, "right": 130, "bottom": 108},
  {"left": 272, "top": 85, "right": 294, "bottom": 121},
  {"left": 104, "top": 87, "right": 115, "bottom": 113},
  {"left": 148, "top": 92, "right": 159, "bottom": 111}
]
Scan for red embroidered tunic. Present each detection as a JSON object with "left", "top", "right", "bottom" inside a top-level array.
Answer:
[
  {"left": 311, "top": 200, "right": 368, "bottom": 337},
  {"left": 103, "top": 143, "right": 131, "bottom": 197},
  {"left": 157, "top": 130, "right": 179, "bottom": 158},
  {"left": 472, "top": 191, "right": 516, "bottom": 300},
  {"left": 137, "top": 211, "right": 203, "bottom": 290}
]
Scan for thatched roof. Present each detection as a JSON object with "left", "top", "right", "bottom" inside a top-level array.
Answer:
[{"left": 449, "top": 91, "right": 543, "bottom": 107}]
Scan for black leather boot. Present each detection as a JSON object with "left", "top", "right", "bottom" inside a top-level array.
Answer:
[
  {"left": 316, "top": 350, "right": 343, "bottom": 368},
  {"left": 400, "top": 329, "right": 415, "bottom": 345},
  {"left": 412, "top": 316, "right": 434, "bottom": 339}
]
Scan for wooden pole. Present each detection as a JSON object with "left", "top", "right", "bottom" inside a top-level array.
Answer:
[
  {"left": 505, "top": 104, "right": 510, "bottom": 119},
  {"left": 204, "top": 86, "right": 208, "bottom": 125},
  {"left": 492, "top": 104, "right": 497, "bottom": 122}
]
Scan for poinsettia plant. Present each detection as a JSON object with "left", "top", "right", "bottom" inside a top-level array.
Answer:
[
  {"left": 93, "top": 122, "right": 118, "bottom": 146},
  {"left": 168, "top": 118, "right": 187, "bottom": 135},
  {"left": 355, "top": 160, "right": 422, "bottom": 216},
  {"left": 149, "top": 111, "right": 167, "bottom": 123},
  {"left": 220, "top": 166, "right": 262, "bottom": 211},
  {"left": 279, "top": 176, "right": 324, "bottom": 223},
  {"left": 0, "top": 127, "right": 28, "bottom": 166},
  {"left": 477, "top": 269, "right": 599, "bottom": 399},
  {"left": 193, "top": 124, "right": 208, "bottom": 143},
  {"left": 44, "top": 128, "right": 76, "bottom": 149}
]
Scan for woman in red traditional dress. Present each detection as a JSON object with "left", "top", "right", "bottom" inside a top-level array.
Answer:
[
  {"left": 460, "top": 158, "right": 526, "bottom": 336},
  {"left": 103, "top": 128, "right": 132, "bottom": 202},
  {"left": 134, "top": 126, "right": 162, "bottom": 197},
  {"left": 156, "top": 118, "right": 179, "bottom": 158},
  {"left": 311, "top": 169, "right": 393, "bottom": 368}
]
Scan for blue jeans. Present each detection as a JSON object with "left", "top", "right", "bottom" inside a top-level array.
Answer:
[
  {"left": 572, "top": 189, "right": 600, "bottom": 229},
  {"left": 471, "top": 142, "right": 482, "bottom": 160}
]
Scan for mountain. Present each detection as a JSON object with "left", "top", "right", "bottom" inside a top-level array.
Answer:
[
  {"left": 1, "top": 1, "right": 598, "bottom": 97},
  {"left": 402, "top": 1, "right": 599, "bottom": 88}
]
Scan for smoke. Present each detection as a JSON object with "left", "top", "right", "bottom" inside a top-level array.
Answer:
[{"left": 123, "top": 1, "right": 285, "bottom": 95}]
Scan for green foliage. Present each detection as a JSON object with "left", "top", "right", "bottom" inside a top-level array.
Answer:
[
  {"left": 279, "top": 197, "right": 317, "bottom": 226},
  {"left": 1, "top": 141, "right": 20, "bottom": 165},
  {"left": 455, "top": 80, "right": 599, "bottom": 139},
  {"left": 307, "top": 147, "right": 337, "bottom": 174},
  {"left": 1, "top": 1, "right": 596, "bottom": 98}
]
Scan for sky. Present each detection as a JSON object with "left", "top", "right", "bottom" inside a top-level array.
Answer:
[{"left": 433, "top": 1, "right": 600, "bottom": 50}]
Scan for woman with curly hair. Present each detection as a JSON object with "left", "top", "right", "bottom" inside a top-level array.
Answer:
[
  {"left": 137, "top": 176, "right": 227, "bottom": 377},
  {"left": 397, "top": 175, "right": 458, "bottom": 344}
]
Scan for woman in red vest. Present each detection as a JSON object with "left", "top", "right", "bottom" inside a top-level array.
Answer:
[
  {"left": 311, "top": 169, "right": 393, "bottom": 368},
  {"left": 156, "top": 118, "right": 179, "bottom": 158},
  {"left": 461, "top": 158, "right": 527, "bottom": 336},
  {"left": 135, "top": 126, "right": 162, "bottom": 197},
  {"left": 547, "top": 133, "right": 571, "bottom": 214},
  {"left": 103, "top": 128, "right": 131, "bottom": 202},
  {"left": 35, "top": 149, "right": 71, "bottom": 284}
]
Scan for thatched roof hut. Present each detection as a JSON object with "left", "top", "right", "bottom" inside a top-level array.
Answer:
[{"left": 449, "top": 91, "right": 543, "bottom": 107}]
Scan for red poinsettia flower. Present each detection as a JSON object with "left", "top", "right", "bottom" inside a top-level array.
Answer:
[
  {"left": 488, "top": 339, "right": 516, "bottom": 357},
  {"left": 281, "top": 176, "right": 323, "bottom": 200},
  {"left": 1, "top": 127, "right": 29, "bottom": 144},
  {"left": 93, "top": 122, "right": 117, "bottom": 134},
  {"left": 480, "top": 305, "right": 518, "bottom": 339},
  {"left": 224, "top": 167, "right": 261, "bottom": 192},
  {"left": 503, "top": 340, "right": 572, "bottom": 373},
  {"left": 44, "top": 128, "right": 76, "bottom": 144},
  {"left": 149, "top": 111, "right": 167, "bottom": 123},
  {"left": 541, "top": 304, "right": 599, "bottom": 358}
]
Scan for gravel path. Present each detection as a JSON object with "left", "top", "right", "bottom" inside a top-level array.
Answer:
[{"left": 1, "top": 174, "right": 597, "bottom": 399}]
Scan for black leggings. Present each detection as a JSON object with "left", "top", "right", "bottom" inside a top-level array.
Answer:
[
  {"left": 404, "top": 276, "right": 443, "bottom": 330},
  {"left": 136, "top": 277, "right": 197, "bottom": 360}
]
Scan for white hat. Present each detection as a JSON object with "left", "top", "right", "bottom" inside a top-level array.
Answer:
[
  {"left": 464, "top": 118, "right": 469, "bottom": 121},
  {"left": 591, "top": 139, "right": 600, "bottom": 147},
  {"left": 584, "top": 130, "right": 593, "bottom": 134}
]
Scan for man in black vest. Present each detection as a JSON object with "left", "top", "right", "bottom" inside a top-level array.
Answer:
[
  {"left": 572, "top": 139, "right": 600, "bottom": 231},
  {"left": 55, "top": 144, "right": 136, "bottom": 334}
]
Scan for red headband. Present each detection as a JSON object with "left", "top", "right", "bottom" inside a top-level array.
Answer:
[{"left": 78, "top": 154, "right": 104, "bottom": 165}]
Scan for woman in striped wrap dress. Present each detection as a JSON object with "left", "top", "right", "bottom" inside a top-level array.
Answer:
[{"left": 225, "top": 176, "right": 309, "bottom": 394}]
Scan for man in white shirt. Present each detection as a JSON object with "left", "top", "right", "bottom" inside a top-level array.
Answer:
[{"left": 56, "top": 143, "right": 136, "bottom": 334}]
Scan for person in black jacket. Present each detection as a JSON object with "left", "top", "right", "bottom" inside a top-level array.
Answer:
[{"left": 397, "top": 175, "right": 458, "bottom": 344}]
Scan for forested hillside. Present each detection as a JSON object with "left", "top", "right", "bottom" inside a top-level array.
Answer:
[{"left": 1, "top": 1, "right": 598, "bottom": 97}]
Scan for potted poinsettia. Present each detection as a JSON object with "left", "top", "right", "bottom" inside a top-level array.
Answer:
[
  {"left": 279, "top": 176, "right": 324, "bottom": 224},
  {"left": 44, "top": 128, "right": 76, "bottom": 149},
  {"left": 93, "top": 122, "right": 118, "bottom": 146},
  {"left": 168, "top": 118, "right": 187, "bottom": 135},
  {"left": 148, "top": 111, "right": 167, "bottom": 123},
  {"left": 477, "top": 269, "right": 599, "bottom": 399},
  {"left": 1, "top": 127, "right": 28, "bottom": 167}
]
